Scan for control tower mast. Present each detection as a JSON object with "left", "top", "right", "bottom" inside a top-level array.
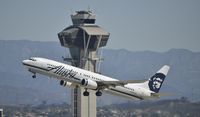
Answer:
[{"left": 58, "top": 10, "right": 110, "bottom": 117}]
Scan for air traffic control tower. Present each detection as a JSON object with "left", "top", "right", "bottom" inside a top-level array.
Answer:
[{"left": 58, "top": 10, "right": 110, "bottom": 117}]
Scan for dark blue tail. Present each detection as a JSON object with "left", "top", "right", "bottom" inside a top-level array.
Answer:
[{"left": 148, "top": 65, "right": 170, "bottom": 93}]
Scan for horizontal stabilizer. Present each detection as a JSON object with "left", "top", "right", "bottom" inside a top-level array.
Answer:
[{"left": 151, "top": 92, "right": 173, "bottom": 97}]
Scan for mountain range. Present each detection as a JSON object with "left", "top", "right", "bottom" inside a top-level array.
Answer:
[{"left": 0, "top": 40, "right": 200, "bottom": 106}]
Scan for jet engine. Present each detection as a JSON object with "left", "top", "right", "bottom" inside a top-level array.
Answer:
[
  {"left": 81, "top": 79, "right": 98, "bottom": 90},
  {"left": 60, "top": 80, "right": 75, "bottom": 88}
]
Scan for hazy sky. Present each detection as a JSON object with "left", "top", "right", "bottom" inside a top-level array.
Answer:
[{"left": 0, "top": 0, "right": 199, "bottom": 52}]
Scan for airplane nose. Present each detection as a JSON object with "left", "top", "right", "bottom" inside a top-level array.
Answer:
[{"left": 22, "top": 60, "right": 28, "bottom": 65}]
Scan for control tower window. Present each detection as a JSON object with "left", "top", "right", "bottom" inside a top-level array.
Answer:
[
  {"left": 83, "top": 19, "right": 95, "bottom": 24},
  {"left": 77, "top": 11, "right": 92, "bottom": 14}
]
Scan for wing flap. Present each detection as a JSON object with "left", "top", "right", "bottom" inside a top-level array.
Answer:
[{"left": 97, "top": 79, "right": 147, "bottom": 87}]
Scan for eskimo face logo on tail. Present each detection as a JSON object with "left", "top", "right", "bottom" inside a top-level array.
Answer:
[{"left": 148, "top": 73, "right": 165, "bottom": 93}]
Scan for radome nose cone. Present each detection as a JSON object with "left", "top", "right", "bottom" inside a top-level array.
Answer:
[{"left": 22, "top": 60, "right": 27, "bottom": 65}]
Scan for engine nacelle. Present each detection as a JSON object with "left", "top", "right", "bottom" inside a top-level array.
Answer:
[
  {"left": 60, "top": 80, "right": 75, "bottom": 88},
  {"left": 81, "top": 79, "right": 98, "bottom": 90}
]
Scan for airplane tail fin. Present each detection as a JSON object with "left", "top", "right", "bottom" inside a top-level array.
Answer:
[{"left": 142, "top": 65, "right": 170, "bottom": 93}]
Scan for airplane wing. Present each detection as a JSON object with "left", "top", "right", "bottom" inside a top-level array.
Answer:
[{"left": 97, "top": 79, "right": 147, "bottom": 87}]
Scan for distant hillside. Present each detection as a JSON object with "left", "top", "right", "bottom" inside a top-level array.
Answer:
[
  {"left": 1, "top": 98, "right": 200, "bottom": 117},
  {"left": 97, "top": 98, "right": 200, "bottom": 117},
  {"left": 0, "top": 40, "right": 200, "bottom": 105}
]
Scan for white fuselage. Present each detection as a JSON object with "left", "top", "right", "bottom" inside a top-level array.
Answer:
[{"left": 22, "top": 57, "right": 153, "bottom": 100}]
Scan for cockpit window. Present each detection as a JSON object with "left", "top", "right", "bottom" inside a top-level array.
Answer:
[{"left": 29, "top": 58, "right": 36, "bottom": 61}]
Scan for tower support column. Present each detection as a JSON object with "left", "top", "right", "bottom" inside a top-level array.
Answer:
[{"left": 58, "top": 10, "right": 110, "bottom": 117}]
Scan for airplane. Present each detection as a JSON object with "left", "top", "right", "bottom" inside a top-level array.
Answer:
[{"left": 22, "top": 57, "right": 170, "bottom": 100}]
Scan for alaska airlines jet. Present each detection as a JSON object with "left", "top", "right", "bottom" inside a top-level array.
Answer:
[{"left": 22, "top": 57, "right": 170, "bottom": 100}]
